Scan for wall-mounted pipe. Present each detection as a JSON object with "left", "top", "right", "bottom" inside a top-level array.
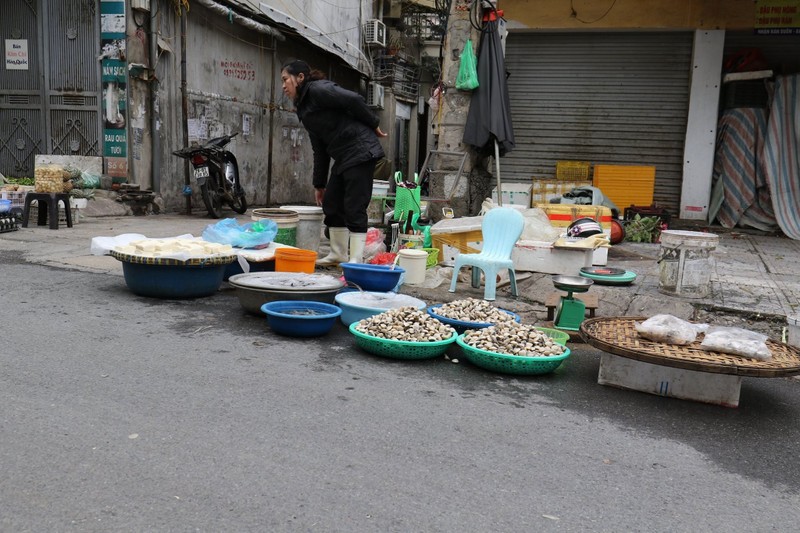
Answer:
[
  {"left": 150, "top": 5, "right": 161, "bottom": 196},
  {"left": 194, "top": 0, "right": 285, "bottom": 40}
]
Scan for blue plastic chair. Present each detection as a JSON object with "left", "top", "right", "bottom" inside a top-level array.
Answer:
[{"left": 449, "top": 207, "right": 524, "bottom": 301}]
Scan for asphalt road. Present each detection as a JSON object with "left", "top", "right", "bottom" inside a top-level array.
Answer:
[{"left": 2, "top": 255, "right": 799, "bottom": 532}]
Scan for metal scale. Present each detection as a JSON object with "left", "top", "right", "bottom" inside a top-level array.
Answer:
[{"left": 551, "top": 275, "right": 594, "bottom": 331}]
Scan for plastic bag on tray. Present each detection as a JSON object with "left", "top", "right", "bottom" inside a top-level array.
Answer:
[
  {"left": 700, "top": 326, "right": 772, "bottom": 361},
  {"left": 202, "top": 218, "right": 277, "bottom": 249},
  {"left": 634, "top": 314, "right": 706, "bottom": 345}
]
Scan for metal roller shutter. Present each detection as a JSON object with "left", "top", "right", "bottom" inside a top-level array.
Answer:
[{"left": 500, "top": 31, "right": 693, "bottom": 213}]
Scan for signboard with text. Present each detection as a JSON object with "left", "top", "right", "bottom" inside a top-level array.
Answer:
[
  {"left": 755, "top": 0, "right": 800, "bottom": 34},
  {"left": 5, "top": 39, "right": 29, "bottom": 70}
]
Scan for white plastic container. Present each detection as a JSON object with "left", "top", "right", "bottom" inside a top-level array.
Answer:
[
  {"left": 280, "top": 205, "right": 324, "bottom": 252},
  {"left": 787, "top": 315, "right": 800, "bottom": 349},
  {"left": 658, "top": 230, "right": 719, "bottom": 298},
  {"left": 511, "top": 240, "right": 593, "bottom": 275},
  {"left": 397, "top": 248, "right": 428, "bottom": 284}
]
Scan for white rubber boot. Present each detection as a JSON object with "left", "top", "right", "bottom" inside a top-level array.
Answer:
[
  {"left": 348, "top": 232, "right": 367, "bottom": 264},
  {"left": 316, "top": 227, "right": 349, "bottom": 266}
]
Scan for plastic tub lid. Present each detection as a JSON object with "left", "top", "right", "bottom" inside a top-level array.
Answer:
[
  {"left": 335, "top": 291, "right": 426, "bottom": 310},
  {"left": 280, "top": 205, "right": 323, "bottom": 214},
  {"left": 228, "top": 272, "right": 343, "bottom": 291},
  {"left": 398, "top": 249, "right": 428, "bottom": 258}
]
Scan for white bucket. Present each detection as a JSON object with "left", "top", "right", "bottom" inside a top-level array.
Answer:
[
  {"left": 398, "top": 249, "right": 428, "bottom": 285},
  {"left": 280, "top": 205, "right": 324, "bottom": 252},
  {"left": 398, "top": 233, "right": 424, "bottom": 249},
  {"left": 658, "top": 230, "right": 719, "bottom": 298},
  {"left": 786, "top": 315, "right": 800, "bottom": 349},
  {"left": 251, "top": 208, "right": 300, "bottom": 246}
]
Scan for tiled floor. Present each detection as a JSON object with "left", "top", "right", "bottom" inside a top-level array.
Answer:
[{"left": 709, "top": 234, "right": 800, "bottom": 316}]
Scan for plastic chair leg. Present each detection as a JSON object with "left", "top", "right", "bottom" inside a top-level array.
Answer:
[
  {"left": 483, "top": 271, "right": 497, "bottom": 301},
  {"left": 60, "top": 198, "right": 73, "bottom": 228},
  {"left": 47, "top": 197, "right": 59, "bottom": 229},
  {"left": 508, "top": 269, "right": 518, "bottom": 297},
  {"left": 449, "top": 265, "right": 460, "bottom": 293},
  {"left": 470, "top": 266, "right": 481, "bottom": 288}
]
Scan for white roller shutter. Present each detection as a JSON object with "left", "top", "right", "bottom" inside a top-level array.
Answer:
[{"left": 500, "top": 31, "right": 693, "bottom": 213}]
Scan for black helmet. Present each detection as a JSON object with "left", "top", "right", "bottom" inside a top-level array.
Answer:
[{"left": 567, "top": 217, "right": 603, "bottom": 238}]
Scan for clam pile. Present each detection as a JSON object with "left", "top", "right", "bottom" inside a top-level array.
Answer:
[
  {"left": 355, "top": 307, "right": 456, "bottom": 342},
  {"left": 463, "top": 323, "right": 566, "bottom": 357},
  {"left": 435, "top": 298, "right": 516, "bottom": 324}
]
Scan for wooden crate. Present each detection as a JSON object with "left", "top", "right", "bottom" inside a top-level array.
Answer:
[
  {"left": 555, "top": 161, "right": 591, "bottom": 181},
  {"left": 530, "top": 179, "right": 592, "bottom": 205}
]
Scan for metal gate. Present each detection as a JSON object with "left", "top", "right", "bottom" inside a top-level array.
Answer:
[
  {"left": 502, "top": 31, "right": 693, "bottom": 214},
  {"left": 0, "top": 0, "right": 101, "bottom": 178}
]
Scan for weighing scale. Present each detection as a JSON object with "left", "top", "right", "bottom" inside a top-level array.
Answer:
[
  {"left": 579, "top": 266, "right": 637, "bottom": 286},
  {"left": 552, "top": 275, "right": 594, "bottom": 331}
]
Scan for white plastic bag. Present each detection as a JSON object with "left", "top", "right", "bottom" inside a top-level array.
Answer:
[
  {"left": 700, "top": 326, "right": 772, "bottom": 361},
  {"left": 634, "top": 314, "right": 706, "bottom": 345}
]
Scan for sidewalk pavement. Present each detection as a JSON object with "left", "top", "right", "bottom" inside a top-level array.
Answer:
[{"left": 3, "top": 207, "right": 799, "bottom": 337}]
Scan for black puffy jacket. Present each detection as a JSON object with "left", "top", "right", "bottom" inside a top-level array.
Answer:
[{"left": 295, "top": 79, "right": 385, "bottom": 189}]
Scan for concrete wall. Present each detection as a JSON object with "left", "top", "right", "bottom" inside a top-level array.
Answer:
[{"left": 130, "top": 0, "right": 382, "bottom": 213}]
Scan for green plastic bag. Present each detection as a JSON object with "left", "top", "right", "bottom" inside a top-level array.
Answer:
[{"left": 456, "top": 39, "right": 479, "bottom": 91}]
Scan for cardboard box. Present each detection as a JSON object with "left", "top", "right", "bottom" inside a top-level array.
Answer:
[
  {"left": 534, "top": 204, "right": 613, "bottom": 265},
  {"left": 491, "top": 183, "right": 532, "bottom": 207},
  {"left": 512, "top": 240, "right": 593, "bottom": 275}
]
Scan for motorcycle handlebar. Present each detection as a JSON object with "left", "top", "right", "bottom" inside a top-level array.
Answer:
[{"left": 172, "top": 131, "right": 240, "bottom": 158}]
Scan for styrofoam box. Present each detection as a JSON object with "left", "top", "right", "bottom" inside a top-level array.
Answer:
[
  {"left": 512, "top": 240, "right": 593, "bottom": 275},
  {"left": 598, "top": 353, "right": 743, "bottom": 407},
  {"left": 491, "top": 183, "right": 532, "bottom": 207}
]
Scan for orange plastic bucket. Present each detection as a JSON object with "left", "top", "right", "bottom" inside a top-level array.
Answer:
[{"left": 275, "top": 248, "right": 318, "bottom": 273}]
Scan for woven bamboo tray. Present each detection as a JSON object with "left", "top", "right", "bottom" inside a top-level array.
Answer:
[
  {"left": 109, "top": 249, "right": 236, "bottom": 266},
  {"left": 580, "top": 317, "right": 800, "bottom": 378}
]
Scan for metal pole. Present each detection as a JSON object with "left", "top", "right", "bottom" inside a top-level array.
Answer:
[
  {"left": 494, "top": 139, "right": 503, "bottom": 206},
  {"left": 150, "top": 5, "right": 161, "bottom": 195},
  {"left": 266, "top": 37, "right": 276, "bottom": 207},
  {"left": 180, "top": 11, "right": 191, "bottom": 215}
]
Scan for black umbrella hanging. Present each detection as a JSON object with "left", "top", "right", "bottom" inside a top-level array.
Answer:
[{"left": 462, "top": 14, "right": 515, "bottom": 206}]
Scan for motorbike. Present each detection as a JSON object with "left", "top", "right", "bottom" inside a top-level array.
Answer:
[{"left": 172, "top": 132, "right": 248, "bottom": 218}]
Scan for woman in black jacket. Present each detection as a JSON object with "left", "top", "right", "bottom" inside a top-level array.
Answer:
[{"left": 281, "top": 60, "right": 387, "bottom": 265}]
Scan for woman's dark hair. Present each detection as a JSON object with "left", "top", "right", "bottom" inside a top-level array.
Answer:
[{"left": 282, "top": 60, "right": 326, "bottom": 82}]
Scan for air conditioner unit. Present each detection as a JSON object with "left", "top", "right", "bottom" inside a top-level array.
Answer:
[
  {"left": 366, "top": 82, "right": 385, "bottom": 109},
  {"left": 364, "top": 19, "right": 386, "bottom": 47}
]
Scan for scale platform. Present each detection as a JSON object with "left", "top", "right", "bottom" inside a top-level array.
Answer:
[{"left": 579, "top": 266, "right": 637, "bottom": 286}]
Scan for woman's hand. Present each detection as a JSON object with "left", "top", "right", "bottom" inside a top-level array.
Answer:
[
  {"left": 375, "top": 126, "right": 388, "bottom": 138},
  {"left": 314, "top": 188, "right": 325, "bottom": 207}
]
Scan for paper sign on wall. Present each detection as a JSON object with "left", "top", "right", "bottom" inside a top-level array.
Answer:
[{"left": 5, "top": 39, "right": 29, "bottom": 70}]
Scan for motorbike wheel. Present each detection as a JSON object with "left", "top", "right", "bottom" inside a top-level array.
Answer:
[
  {"left": 200, "top": 172, "right": 224, "bottom": 218},
  {"left": 229, "top": 184, "right": 248, "bottom": 214}
]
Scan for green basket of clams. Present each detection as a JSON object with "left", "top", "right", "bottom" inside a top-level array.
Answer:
[
  {"left": 349, "top": 322, "right": 457, "bottom": 360},
  {"left": 348, "top": 307, "right": 457, "bottom": 360},
  {"left": 456, "top": 323, "right": 571, "bottom": 375}
]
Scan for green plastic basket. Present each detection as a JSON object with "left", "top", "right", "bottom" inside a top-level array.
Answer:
[
  {"left": 456, "top": 334, "right": 571, "bottom": 375},
  {"left": 534, "top": 327, "right": 570, "bottom": 346},
  {"left": 394, "top": 185, "right": 421, "bottom": 221},
  {"left": 349, "top": 322, "right": 457, "bottom": 360},
  {"left": 423, "top": 248, "right": 439, "bottom": 268}
]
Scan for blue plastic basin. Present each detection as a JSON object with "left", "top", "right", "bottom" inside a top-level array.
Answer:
[
  {"left": 340, "top": 263, "right": 405, "bottom": 292},
  {"left": 121, "top": 261, "right": 227, "bottom": 299},
  {"left": 261, "top": 300, "right": 342, "bottom": 337}
]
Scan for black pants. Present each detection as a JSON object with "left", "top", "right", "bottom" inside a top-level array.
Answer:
[{"left": 322, "top": 159, "right": 376, "bottom": 233}]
